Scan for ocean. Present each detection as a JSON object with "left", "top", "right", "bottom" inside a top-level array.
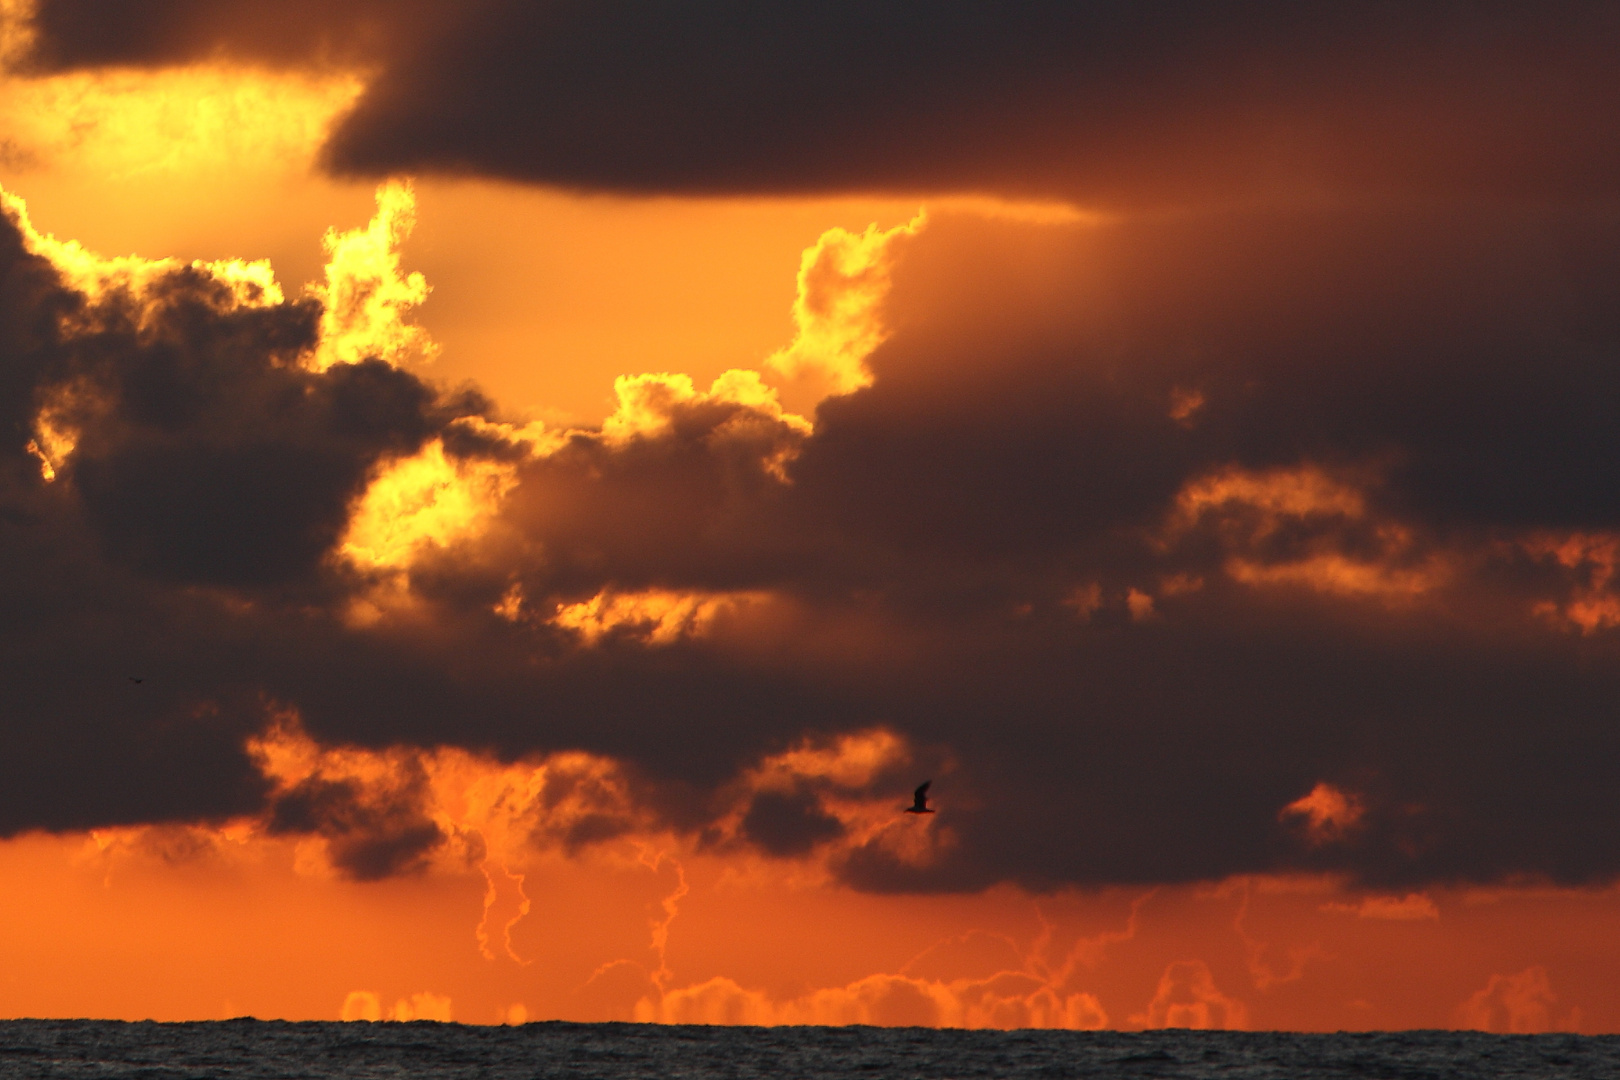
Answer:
[{"left": 1, "top": 1020, "right": 1616, "bottom": 1079}]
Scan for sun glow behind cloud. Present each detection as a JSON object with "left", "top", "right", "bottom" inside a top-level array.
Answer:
[
  {"left": 309, "top": 180, "right": 435, "bottom": 372},
  {"left": 340, "top": 436, "right": 524, "bottom": 574},
  {"left": 1, "top": 182, "right": 285, "bottom": 307},
  {"left": 0, "top": 62, "right": 362, "bottom": 181},
  {"left": 764, "top": 212, "right": 924, "bottom": 399},
  {"left": 1164, "top": 464, "right": 1452, "bottom": 601}
]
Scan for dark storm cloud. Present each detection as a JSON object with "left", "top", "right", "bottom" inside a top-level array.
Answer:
[
  {"left": 801, "top": 205, "right": 1620, "bottom": 546},
  {"left": 59, "top": 287, "right": 453, "bottom": 587},
  {"left": 6, "top": 87, "right": 1620, "bottom": 891},
  {"left": 21, "top": 0, "right": 441, "bottom": 71},
  {"left": 770, "top": 207, "right": 1620, "bottom": 890},
  {"left": 0, "top": 205, "right": 472, "bottom": 844},
  {"left": 268, "top": 772, "right": 443, "bottom": 880},
  {"left": 22, "top": 1, "right": 1620, "bottom": 206},
  {"left": 740, "top": 788, "right": 845, "bottom": 858},
  {"left": 498, "top": 403, "right": 807, "bottom": 599},
  {"left": 439, "top": 204, "right": 1620, "bottom": 892},
  {"left": 0, "top": 222, "right": 270, "bottom": 831},
  {"left": 40, "top": 270, "right": 469, "bottom": 588},
  {"left": 0, "top": 197, "right": 839, "bottom": 846}
]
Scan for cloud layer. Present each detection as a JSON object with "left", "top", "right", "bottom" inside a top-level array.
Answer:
[
  {"left": 19, "top": 1, "right": 1620, "bottom": 206},
  {"left": 4, "top": 177, "right": 1620, "bottom": 896}
]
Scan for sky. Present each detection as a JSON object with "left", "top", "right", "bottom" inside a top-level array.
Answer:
[{"left": 1, "top": 0, "right": 1620, "bottom": 1031}]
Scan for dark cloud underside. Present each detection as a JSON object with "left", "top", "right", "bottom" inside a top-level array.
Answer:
[
  {"left": 22, "top": 1, "right": 1620, "bottom": 205},
  {"left": 268, "top": 773, "right": 444, "bottom": 880},
  {"left": 24, "top": 0, "right": 436, "bottom": 71},
  {"left": 741, "top": 788, "right": 845, "bottom": 858}
]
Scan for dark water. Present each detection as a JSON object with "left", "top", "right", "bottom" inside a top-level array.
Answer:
[{"left": 1, "top": 1020, "right": 1617, "bottom": 1079}]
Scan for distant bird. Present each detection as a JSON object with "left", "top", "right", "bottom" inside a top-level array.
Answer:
[
  {"left": 127, "top": 676, "right": 144, "bottom": 685},
  {"left": 904, "top": 781, "right": 936, "bottom": 814}
]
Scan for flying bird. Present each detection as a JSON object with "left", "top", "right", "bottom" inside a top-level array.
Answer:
[
  {"left": 904, "top": 781, "right": 935, "bottom": 814},
  {"left": 127, "top": 676, "right": 144, "bottom": 685}
]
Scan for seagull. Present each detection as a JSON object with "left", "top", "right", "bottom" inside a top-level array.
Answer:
[
  {"left": 127, "top": 676, "right": 144, "bottom": 685},
  {"left": 904, "top": 781, "right": 935, "bottom": 814}
]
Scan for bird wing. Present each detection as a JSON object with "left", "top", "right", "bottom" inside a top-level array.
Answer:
[{"left": 913, "top": 781, "right": 931, "bottom": 806}]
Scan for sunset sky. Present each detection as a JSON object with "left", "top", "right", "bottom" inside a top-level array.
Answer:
[{"left": 3, "top": 0, "right": 1620, "bottom": 1032}]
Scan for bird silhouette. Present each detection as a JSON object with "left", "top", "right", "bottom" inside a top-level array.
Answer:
[
  {"left": 904, "top": 781, "right": 935, "bottom": 814},
  {"left": 127, "top": 676, "right": 144, "bottom": 685}
]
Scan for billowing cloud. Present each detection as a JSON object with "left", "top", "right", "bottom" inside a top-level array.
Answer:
[
  {"left": 15, "top": 2, "right": 1620, "bottom": 208},
  {"left": 5, "top": 155, "right": 1620, "bottom": 902},
  {"left": 0, "top": 182, "right": 473, "bottom": 831}
]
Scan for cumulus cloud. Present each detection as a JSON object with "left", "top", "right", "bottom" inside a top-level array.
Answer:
[
  {"left": 0, "top": 183, "right": 458, "bottom": 832},
  {"left": 737, "top": 789, "right": 845, "bottom": 858},
  {"left": 5, "top": 156, "right": 1620, "bottom": 898}
]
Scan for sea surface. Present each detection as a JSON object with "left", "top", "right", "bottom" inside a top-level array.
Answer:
[{"left": 1, "top": 1020, "right": 1616, "bottom": 1079}]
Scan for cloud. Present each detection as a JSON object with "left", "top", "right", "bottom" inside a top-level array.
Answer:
[
  {"left": 738, "top": 788, "right": 845, "bottom": 858},
  {"left": 1455, "top": 967, "right": 1567, "bottom": 1034},
  {"left": 544, "top": 588, "right": 768, "bottom": 648},
  {"left": 1130, "top": 960, "right": 1249, "bottom": 1030},
  {"left": 19, "top": 0, "right": 434, "bottom": 72},
  {"left": 389, "top": 991, "right": 453, "bottom": 1023},
  {"left": 339, "top": 991, "right": 383, "bottom": 1022},
  {"left": 1322, "top": 892, "right": 1440, "bottom": 921},
  {"left": 4, "top": 183, "right": 462, "bottom": 588},
  {"left": 7, "top": 176, "right": 1620, "bottom": 896},
  {"left": 265, "top": 771, "right": 442, "bottom": 881},
  {"left": 638, "top": 971, "right": 1108, "bottom": 1030},
  {"left": 245, "top": 712, "right": 647, "bottom": 885},
  {"left": 1522, "top": 532, "right": 1620, "bottom": 634},
  {"left": 308, "top": 179, "right": 435, "bottom": 372},
  {"left": 1280, "top": 784, "right": 1365, "bottom": 847},
  {"left": 0, "top": 183, "right": 477, "bottom": 833},
  {"left": 764, "top": 213, "right": 924, "bottom": 398},
  {"left": 18, "top": 2, "right": 1620, "bottom": 208},
  {"left": 0, "top": 63, "right": 361, "bottom": 181}
]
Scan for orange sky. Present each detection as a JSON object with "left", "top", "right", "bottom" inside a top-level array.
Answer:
[
  {"left": 3, "top": 12, "right": 1620, "bottom": 1033},
  {"left": 3, "top": 804, "right": 1616, "bottom": 1030}
]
